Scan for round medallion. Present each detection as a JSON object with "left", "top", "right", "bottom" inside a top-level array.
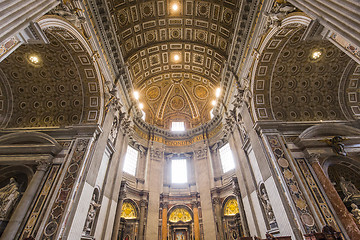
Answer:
[
  {"left": 277, "top": 157, "right": 289, "bottom": 168},
  {"left": 223, "top": 9, "right": 233, "bottom": 24},
  {"left": 68, "top": 163, "right": 79, "bottom": 173},
  {"left": 146, "top": 86, "right": 161, "bottom": 101},
  {"left": 118, "top": 10, "right": 128, "bottom": 25},
  {"left": 194, "top": 85, "right": 209, "bottom": 99},
  {"left": 301, "top": 213, "right": 315, "bottom": 227},
  {"left": 170, "top": 96, "right": 185, "bottom": 110},
  {"left": 44, "top": 221, "right": 58, "bottom": 236},
  {"left": 142, "top": 3, "right": 153, "bottom": 17}
]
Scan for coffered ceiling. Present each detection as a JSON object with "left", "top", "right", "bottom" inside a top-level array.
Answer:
[{"left": 107, "top": 0, "right": 240, "bottom": 129}]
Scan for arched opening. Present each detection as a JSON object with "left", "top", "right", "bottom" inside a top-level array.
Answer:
[
  {"left": 222, "top": 196, "right": 242, "bottom": 239},
  {"left": 0, "top": 165, "right": 33, "bottom": 236},
  {"left": 168, "top": 205, "right": 194, "bottom": 240},
  {"left": 118, "top": 199, "right": 139, "bottom": 240}
]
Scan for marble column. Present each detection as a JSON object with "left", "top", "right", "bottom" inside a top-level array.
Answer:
[
  {"left": 1, "top": 161, "right": 49, "bottom": 240},
  {"left": 161, "top": 203, "right": 168, "bottom": 240},
  {"left": 138, "top": 199, "right": 147, "bottom": 240},
  {"left": 192, "top": 202, "right": 200, "bottom": 240},
  {"left": 213, "top": 197, "right": 225, "bottom": 240},
  {"left": 308, "top": 154, "right": 360, "bottom": 240}
]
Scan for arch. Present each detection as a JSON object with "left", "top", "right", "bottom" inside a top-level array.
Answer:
[
  {"left": 250, "top": 13, "right": 354, "bottom": 123},
  {"left": 167, "top": 205, "right": 193, "bottom": 223},
  {"left": 0, "top": 165, "right": 34, "bottom": 189},
  {"left": 37, "top": 16, "right": 104, "bottom": 125},
  {"left": 322, "top": 155, "right": 360, "bottom": 178},
  {"left": 222, "top": 195, "right": 239, "bottom": 217},
  {"left": 0, "top": 132, "right": 62, "bottom": 156},
  {"left": 298, "top": 123, "right": 360, "bottom": 139},
  {"left": 120, "top": 199, "right": 139, "bottom": 220}
]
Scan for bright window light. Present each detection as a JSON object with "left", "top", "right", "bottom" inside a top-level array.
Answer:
[
  {"left": 219, "top": 143, "right": 235, "bottom": 173},
  {"left": 141, "top": 110, "right": 146, "bottom": 121},
  {"left": 171, "top": 121, "right": 185, "bottom": 131},
  {"left": 172, "top": 159, "right": 187, "bottom": 183},
  {"left": 210, "top": 109, "right": 214, "bottom": 119},
  {"left": 123, "top": 146, "right": 139, "bottom": 176}
]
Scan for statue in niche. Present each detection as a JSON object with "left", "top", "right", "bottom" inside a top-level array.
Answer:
[
  {"left": 109, "top": 116, "right": 119, "bottom": 143},
  {"left": 339, "top": 176, "right": 360, "bottom": 202},
  {"left": 351, "top": 203, "right": 360, "bottom": 224},
  {"left": 0, "top": 178, "right": 20, "bottom": 219},
  {"left": 83, "top": 193, "right": 101, "bottom": 234},
  {"left": 259, "top": 186, "right": 276, "bottom": 227}
]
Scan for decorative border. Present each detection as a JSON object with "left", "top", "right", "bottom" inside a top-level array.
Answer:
[
  {"left": 266, "top": 135, "right": 317, "bottom": 233},
  {"left": 20, "top": 165, "right": 60, "bottom": 239},
  {"left": 41, "top": 139, "right": 90, "bottom": 239},
  {"left": 295, "top": 158, "right": 342, "bottom": 234}
]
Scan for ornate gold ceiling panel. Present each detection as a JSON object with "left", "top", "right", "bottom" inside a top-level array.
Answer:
[{"left": 107, "top": 0, "right": 240, "bottom": 129}]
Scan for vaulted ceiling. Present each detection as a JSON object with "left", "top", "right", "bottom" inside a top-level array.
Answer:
[{"left": 107, "top": 0, "right": 240, "bottom": 129}]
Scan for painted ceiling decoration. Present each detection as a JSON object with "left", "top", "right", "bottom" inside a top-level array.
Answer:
[{"left": 106, "top": 0, "right": 240, "bottom": 129}]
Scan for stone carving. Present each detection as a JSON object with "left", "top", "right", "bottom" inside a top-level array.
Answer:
[
  {"left": 150, "top": 147, "right": 162, "bottom": 161},
  {"left": 83, "top": 193, "right": 101, "bottom": 234},
  {"left": 326, "top": 136, "right": 347, "bottom": 156},
  {"left": 195, "top": 149, "right": 207, "bottom": 159},
  {"left": 53, "top": 3, "right": 85, "bottom": 29},
  {"left": 265, "top": 1, "right": 296, "bottom": 28},
  {"left": 0, "top": 178, "right": 20, "bottom": 220},
  {"left": 339, "top": 177, "right": 360, "bottom": 202},
  {"left": 259, "top": 184, "right": 276, "bottom": 227},
  {"left": 109, "top": 116, "right": 119, "bottom": 144},
  {"left": 351, "top": 203, "right": 360, "bottom": 224}
]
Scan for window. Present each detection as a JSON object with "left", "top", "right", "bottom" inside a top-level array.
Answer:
[
  {"left": 210, "top": 109, "right": 214, "bottom": 119},
  {"left": 123, "top": 146, "right": 138, "bottom": 176},
  {"left": 219, "top": 143, "right": 235, "bottom": 173},
  {"left": 172, "top": 159, "right": 187, "bottom": 183},
  {"left": 171, "top": 121, "right": 185, "bottom": 132}
]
